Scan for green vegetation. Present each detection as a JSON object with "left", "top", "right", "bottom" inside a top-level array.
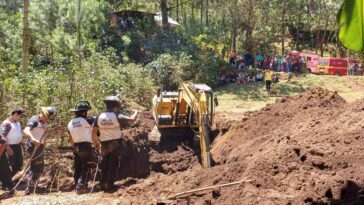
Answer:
[
  {"left": 0, "top": 0, "right": 362, "bottom": 121},
  {"left": 215, "top": 74, "right": 364, "bottom": 113}
]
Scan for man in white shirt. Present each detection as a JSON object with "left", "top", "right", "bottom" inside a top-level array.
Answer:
[
  {"left": 1, "top": 108, "right": 26, "bottom": 176},
  {"left": 68, "top": 101, "right": 100, "bottom": 194},
  {"left": 23, "top": 107, "right": 58, "bottom": 195},
  {"left": 93, "top": 95, "right": 138, "bottom": 192}
]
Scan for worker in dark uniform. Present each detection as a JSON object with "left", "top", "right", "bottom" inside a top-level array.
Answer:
[
  {"left": 1, "top": 108, "right": 26, "bottom": 176},
  {"left": 67, "top": 101, "right": 100, "bottom": 194},
  {"left": 0, "top": 134, "right": 14, "bottom": 193},
  {"left": 93, "top": 95, "right": 138, "bottom": 192},
  {"left": 23, "top": 107, "right": 58, "bottom": 195}
]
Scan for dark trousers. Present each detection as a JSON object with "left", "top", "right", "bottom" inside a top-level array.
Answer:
[
  {"left": 100, "top": 139, "right": 120, "bottom": 188},
  {"left": 0, "top": 153, "right": 14, "bottom": 190},
  {"left": 73, "top": 142, "right": 92, "bottom": 190},
  {"left": 8, "top": 144, "right": 23, "bottom": 176},
  {"left": 266, "top": 80, "right": 272, "bottom": 92},
  {"left": 25, "top": 140, "right": 44, "bottom": 191}
]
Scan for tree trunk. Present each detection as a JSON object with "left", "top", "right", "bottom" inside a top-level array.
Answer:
[
  {"left": 205, "top": 0, "right": 208, "bottom": 26},
  {"left": 231, "top": 17, "right": 237, "bottom": 51},
  {"left": 191, "top": 2, "right": 195, "bottom": 26},
  {"left": 323, "top": 30, "right": 332, "bottom": 55},
  {"left": 281, "top": 1, "right": 285, "bottom": 57},
  {"left": 160, "top": 0, "right": 169, "bottom": 29},
  {"left": 183, "top": 2, "right": 187, "bottom": 26},
  {"left": 314, "top": 29, "right": 320, "bottom": 54},
  {"left": 22, "top": 0, "right": 30, "bottom": 106},
  {"left": 296, "top": 1, "right": 304, "bottom": 51},
  {"left": 320, "top": 20, "right": 329, "bottom": 57},
  {"left": 230, "top": 0, "right": 238, "bottom": 51},
  {"left": 200, "top": 0, "right": 203, "bottom": 27},
  {"left": 73, "top": 0, "right": 83, "bottom": 104},
  {"left": 246, "top": 0, "right": 255, "bottom": 67},
  {"left": 176, "top": 0, "right": 179, "bottom": 22}
]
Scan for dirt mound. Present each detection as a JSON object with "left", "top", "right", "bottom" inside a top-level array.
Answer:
[{"left": 114, "top": 88, "right": 363, "bottom": 204}]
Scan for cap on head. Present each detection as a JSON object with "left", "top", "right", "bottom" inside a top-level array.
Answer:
[
  {"left": 41, "top": 106, "right": 57, "bottom": 120},
  {"left": 11, "top": 108, "right": 26, "bottom": 116},
  {"left": 70, "top": 101, "right": 92, "bottom": 112}
]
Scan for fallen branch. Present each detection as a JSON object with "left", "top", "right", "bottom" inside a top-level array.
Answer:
[{"left": 167, "top": 179, "right": 252, "bottom": 199}]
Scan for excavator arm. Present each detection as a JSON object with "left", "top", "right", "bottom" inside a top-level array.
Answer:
[
  {"left": 152, "top": 82, "right": 214, "bottom": 168},
  {"left": 178, "top": 83, "right": 211, "bottom": 168}
]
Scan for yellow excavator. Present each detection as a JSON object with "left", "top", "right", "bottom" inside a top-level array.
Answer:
[{"left": 152, "top": 82, "right": 217, "bottom": 168}]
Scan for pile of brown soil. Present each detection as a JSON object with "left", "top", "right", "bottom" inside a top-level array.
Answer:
[{"left": 114, "top": 88, "right": 364, "bottom": 204}]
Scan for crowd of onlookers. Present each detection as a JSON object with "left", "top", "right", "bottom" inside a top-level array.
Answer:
[
  {"left": 348, "top": 62, "right": 362, "bottom": 76},
  {"left": 219, "top": 50, "right": 295, "bottom": 87},
  {"left": 228, "top": 50, "right": 304, "bottom": 73},
  {"left": 218, "top": 68, "right": 280, "bottom": 87}
]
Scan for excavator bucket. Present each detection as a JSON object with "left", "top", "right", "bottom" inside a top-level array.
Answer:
[{"left": 148, "top": 125, "right": 162, "bottom": 142}]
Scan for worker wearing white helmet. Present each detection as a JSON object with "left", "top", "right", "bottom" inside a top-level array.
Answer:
[
  {"left": 93, "top": 95, "right": 138, "bottom": 192},
  {"left": 23, "top": 106, "right": 59, "bottom": 195}
]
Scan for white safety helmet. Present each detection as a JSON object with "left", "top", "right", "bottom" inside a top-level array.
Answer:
[{"left": 103, "top": 95, "right": 122, "bottom": 108}]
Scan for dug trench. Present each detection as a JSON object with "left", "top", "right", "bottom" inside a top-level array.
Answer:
[{"left": 116, "top": 114, "right": 202, "bottom": 181}]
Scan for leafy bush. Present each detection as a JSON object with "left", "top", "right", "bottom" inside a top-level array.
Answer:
[
  {"left": 194, "top": 51, "right": 226, "bottom": 88},
  {"left": 146, "top": 52, "right": 194, "bottom": 90}
]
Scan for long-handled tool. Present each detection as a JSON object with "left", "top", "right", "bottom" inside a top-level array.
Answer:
[
  {"left": 10, "top": 126, "right": 50, "bottom": 191},
  {"left": 89, "top": 149, "right": 101, "bottom": 194},
  {"left": 0, "top": 126, "right": 50, "bottom": 199},
  {"left": 48, "top": 124, "right": 64, "bottom": 192}
]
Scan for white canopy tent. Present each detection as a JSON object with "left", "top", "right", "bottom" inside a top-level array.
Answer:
[{"left": 154, "top": 12, "right": 180, "bottom": 27}]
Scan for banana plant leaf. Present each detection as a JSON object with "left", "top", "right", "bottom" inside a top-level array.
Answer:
[{"left": 337, "top": 0, "right": 364, "bottom": 52}]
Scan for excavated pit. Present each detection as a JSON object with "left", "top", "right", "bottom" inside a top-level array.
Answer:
[{"left": 116, "top": 110, "right": 201, "bottom": 180}]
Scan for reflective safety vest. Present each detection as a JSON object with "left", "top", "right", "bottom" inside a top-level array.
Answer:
[
  {"left": 27, "top": 116, "right": 48, "bottom": 144},
  {"left": 68, "top": 117, "right": 93, "bottom": 143},
  {"left": 97, "top": 112, "right": 122, "bottom": 142},
  {"left": 1, "top": 119, "right": 22, "bottom": 145}
]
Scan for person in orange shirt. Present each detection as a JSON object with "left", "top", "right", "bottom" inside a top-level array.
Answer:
[
  {"left": 264, "top": 68, "right": 274, "bottom": 92},
  {"left": 229, "top": 50, "right": 237, "bottom": 64}
]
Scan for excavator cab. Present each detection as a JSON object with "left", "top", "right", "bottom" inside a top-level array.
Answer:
[{"left": 152, "top": 82, "right": 216, "bottom": 168}]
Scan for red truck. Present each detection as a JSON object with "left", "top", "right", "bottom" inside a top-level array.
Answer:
[{"left": 317, "top": 57, "right": 349, "bottom": 76}]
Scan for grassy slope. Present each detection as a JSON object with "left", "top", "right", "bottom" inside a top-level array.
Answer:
[{"left": 215, "top": 74, "right": 364, "bottom": 114}]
